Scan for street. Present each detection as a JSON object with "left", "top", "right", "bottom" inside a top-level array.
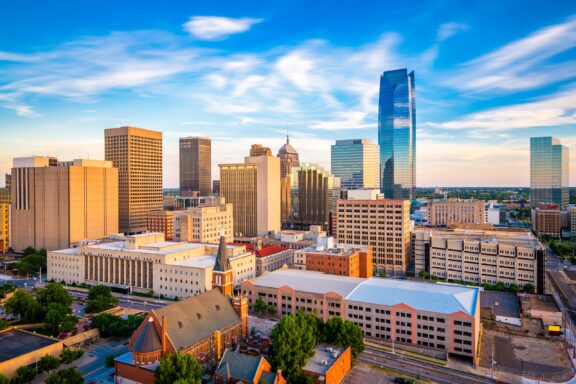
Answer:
[
  {"left": 360, "top": 347, "right": 495, "bottom": 384},
  {"left": 67, "top": 290, "right": 168, "bottom": 312}
]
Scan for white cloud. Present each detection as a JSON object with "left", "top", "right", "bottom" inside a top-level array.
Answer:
[
  {"left": 5, "top": 103, "right": 41, "bottom": 117},
  {"left": 448, "top": 16, "right": 576, "bottom": 93},
  {"left": 426, "top": 87, "right": 576, "bottom": 132},
  {"left": 183, "top": 16, "right": 263, "bottom": 40},
  {"left": 437, "top": 22, "right": 468, "bottom": 41}
]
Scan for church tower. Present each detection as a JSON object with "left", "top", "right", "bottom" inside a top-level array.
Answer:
[{"left": 212, "top": 230, "right": 234, "bottom": 296}]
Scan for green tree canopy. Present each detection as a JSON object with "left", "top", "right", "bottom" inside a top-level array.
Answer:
[
  {"left": 45, "top": 302, "right": 76, "bottom": 335},
  {"left": 323, "top": 317, "right": 365, "bottom": 357},
  {"left": 253, "top": 297, "right": 267, "bottom": 316},
  {"left": 85, "top": 285, "right": 118, "bottom": 313},
  {"left": 523, "top": 283, "right": 535, "bottom": 294},
  {"left": 269, "top": 314, "right": 316, "bottom": 382},
  {"left": 35, "top": 283, "right": 73, "bottom": 311},
  {"left": 92, "top": 313, "right": 144, "bottom": 338},
  {"left": 45, "top": 368, "right": 83, "bottom": 384},
  {"left": 38, "top": 354, "right": 60, "bottom": 373},
  {"left": 4, "top": 289, "right": 42, "bottom": 322},
  {"left": 155, "top": 352, "right": 202, "bottom": 384}
]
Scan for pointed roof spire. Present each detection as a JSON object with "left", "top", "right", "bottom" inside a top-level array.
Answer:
[{"left": 214, "top": 226, "right": 229, "bottom": 272}]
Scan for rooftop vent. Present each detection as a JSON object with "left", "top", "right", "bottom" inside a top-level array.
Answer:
[
  {"left": 196, "top": 313, "right": 202, "bottom": 320},
  {"left": 215, "top": 304, "right": 221, "bottom": 311},
  {"left": 178, "top": 321, "right": 183, "bottom": 329}
]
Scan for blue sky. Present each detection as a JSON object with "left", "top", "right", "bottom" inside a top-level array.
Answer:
[{"left": 0, "top": 0, "right": 575, "bottom": 187}]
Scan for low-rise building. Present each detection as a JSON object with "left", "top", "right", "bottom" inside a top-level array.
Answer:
[
  {"left": 215, "top": 350, "right": 286, "bottom": 384},
  {"left": 173, "top": 198, "right": 233, "bottom": 243},
  {"left": 48, "top": 232, "right": 255, "bottom": 299},
  {"left": 532, "top": 204, "right": 570, "bottom": 238},
  {"left": 428, "top": 199, "right": 486, "bottom": 226},
  {"left": 412, "top": 228, "right": 545, "bottom": 293},
  {"left": 294, "top": 238, "right": 373, "bottom": 278},
  {"left": 242, "top": 242, "right": 293, "bottom": 276},
  {"left": 0, "top": 203, "right": 9, "bottom": 254},
  {"left": 572, "top": 207, "right": 576, "bottom": 238},
  {"left": 146, "top": 210, "right": 174, "bottom": 240},
  {"left": 241, "top": 269, "right": 481, "bottom": 363},
  {"left": 115, "top": 289, "right": 248, "bottom": 384},
  {"left": 302, "top": 345, "right": 351, "bottom": 384},
  {"left": 235, "top": 225, "right": 327, "bottom": 251}
]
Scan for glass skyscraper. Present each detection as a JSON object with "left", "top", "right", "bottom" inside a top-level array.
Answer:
[
  {"left": 331, "top": 139, "right": 379, "bottom": 190},
  {"left": 378, "top": 68, "right": 416, "bottom": 200},
  {"left": 530, "top": 137, "right": 569, "bottom": 209}
]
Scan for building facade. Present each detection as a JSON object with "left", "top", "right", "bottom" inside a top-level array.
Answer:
[
  {"left": 173, "top": 199, "right": 234, "bottom": 243},
  {"left": 378, "top": 69, "right": 416, "bottom": 200},
  {"left": 105, "top": 126, "right": 163, "bottom": 234},
  {"left": 146, "top": 210, "right": 174, "bottom": 240},
  {"left": 331, "top": 139, "right": 379, "bottom": 190},
  {"left": 47, "top": 232, "right": 255, "bottom": 299},
  {"left": 334, "top": 199, "right": 410, "bottom": 274},
  {"left": 0, "top": 203, "right": 9, "bottom": 254},
  {"left": 220, "top": 155, "right": 281, "bottom": 237},
  {"left": 249, "top": 144, "right": 272, "bottom": 157},
  {"left": 241, "top": 242, "right": 293, "bottom": 276},
  {"left": 287, "top": 163, "right": 341, "bottom": 231},
  {"left": 533, "top": 204, "right": 566, "bottom": 238},
  {"left": 115, "top": 290, "right": 248, "bottom": 384},
  {"left": 412, "top": 228, "right": 545, "bottom": 293},
  {"left": 294, "top": 242, "right": 373, "bottom": 278},
  {"left": 530, "top": 137, "right": 569, "bottom": 209},
  {"left": 241, "top": 269, "right": 480, "bottom": 363},
  {"left": 572, "top": 207, "right": 576, "bottom": 238},
  {"left": 428, "top": 199, "right": 486, "bottom": 226},
  {"left": 11, "top": 157, "right": 118, "bottom": 252},
  {"left": 278, "top": 136, "right": 300, "bottom": 224},
  {"left": 179, "top": 137, "right": 212, "bottom": 196}
]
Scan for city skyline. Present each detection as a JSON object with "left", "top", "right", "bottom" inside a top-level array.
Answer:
[{"left": 0, "top": 1, "right": 575, "bottom": 188}]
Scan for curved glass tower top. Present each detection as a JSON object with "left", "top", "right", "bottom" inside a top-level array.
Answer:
[{"left": 378, "top": 68, "right": 416, "bottom": 200}]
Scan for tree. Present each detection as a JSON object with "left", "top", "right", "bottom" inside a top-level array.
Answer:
[
  {"left": 418, "top": 270, "right": 430, "bottom": 279},
  {"left": 508, "top": 283, "right": 520, "bottom": 294},
  {"left": 85, "top": 285, "right": 118, "bottom": 313},
  {"left": 4, "top": 289, "right": 42, "bottom": 322},
  {"left": 92, "top": 313, "right": 144, "bottom": 338},
  {"left": 35, "top": 283, "right": 73, "bottom": 312},
  {"left": 494, "top": 282, "right": 506, "bottom": 292},
  {"left": 60, "top": 349, "right": 84, "bottom": 364},
  {"left": 324, "top": 317, "right": 365, "bottom": 357},
  {"left": 11, "top": 366, "right": 37, "bottom": 384},
  {"left": 45, "top": 368, "right": 83, "bottom": 384},
  {"left": 0, "top": 373, "right": 8, "bottom": 384},
  {"left": 253, "top": 297, "right": 267, "bottom": 316},
  {"left": 523, "top": 283, "right": 535, "bottom": 294},
  {"left": 45, "top": 303, "right": 73, "bottom": 335},
  {"left": 269, "top": 314, "right": 316, "bottom": 382},
  {"left": 155, "top": 352, "right": 202, "bottom": 384},
  {"left": 38, "top": 354, "right": 61, "bottom": 373}
]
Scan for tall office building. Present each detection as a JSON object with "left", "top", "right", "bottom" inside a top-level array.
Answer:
[
  {"left": 220, "top": 155, "right": 280, "bottom": 237},
  {"left": 530, "top": 137, "right": 569, "bottom": 209},
  {"left": 378, "top": 69, "right": 416, "bottom": 200},
  {"left": 11, "top": 157, "right": 118, "bottom": 252},
  {"left": 249, "top": 144, "right": 272, "bottom": 157},
  {"left": 179, "top": 137, "right": 211, "bottom": 196},
  {"left": 278, "top": 136, "right": 300, "bottom": 224},
  {"left": 105, "top": 127, "right": 163, "bottom": 234},
  {"left": 334, "top": 199, "right": 411, "bottom": 274},
  {"left": 287, "top": 163, "right": 341, "bottom": 231},
  {"left": 331, "top": 139, "right": 379, "bottom": 190}
]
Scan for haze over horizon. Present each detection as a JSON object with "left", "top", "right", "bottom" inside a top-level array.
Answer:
[{"left": 0, "top": 0, "right": 575, "bottom": 188}]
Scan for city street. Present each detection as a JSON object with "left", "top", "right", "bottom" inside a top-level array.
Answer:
[
  {"left": 67, "top": 289, "right": 168, "bottom": 312},
  {"left": 78, "top": 339, "right": 129, "bottom": 384},
  {"left": 360, "top": 347, "right": 496, "bottom": 384}
]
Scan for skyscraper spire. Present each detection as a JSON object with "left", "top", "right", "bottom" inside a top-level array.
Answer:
[{"left": 214, "top": 227, "right": 229, "bottom": 272}]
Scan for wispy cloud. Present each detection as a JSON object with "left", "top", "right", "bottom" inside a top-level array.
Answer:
[
  {"left": 425, "top": 86, "right": 576, "bottom": 133},
  {"left": 182, "top": 16, "right": 263, "bottom": 40},
  {"left": 447, "top": 16, "right": 576, "bottom": 93},
  {"left": 437, "top": 22, "right": 468, "bottom": 41}
]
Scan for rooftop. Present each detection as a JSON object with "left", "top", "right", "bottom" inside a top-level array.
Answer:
[
  {"left": 346, "top": 279, "right": 480, "bottom": 316},
  {"left": 421, "top": 227, "right": 542, "bottom": 248},
  {"left": 166, "top": 255, "right": 216, "bottom": 269},
  {"left": 303, "top": 344, "right": 348, "bottom": 376},
  {"left": 250, "top": 269, "right": 366, "bottom": 297},
  {"left": 242, "top": 244, "right": 289, "bottom": 258},
  {"left": 0, "top": 330, "right": 60, "bottom": 363},
  {"left": 215, "top": 350, "right": 265, "bottom": 382},
  {"left": 480, "top": 291, "right": 520, "bottom": 319}
]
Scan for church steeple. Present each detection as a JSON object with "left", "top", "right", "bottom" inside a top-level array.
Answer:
[
  {"left": 214, "top": 229, "right": 229, "bottom": 272},
  {"left": 212, "top": 228, "right": 233, "bottom": 296}
]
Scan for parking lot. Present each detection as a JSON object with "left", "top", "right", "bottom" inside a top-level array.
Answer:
[
  {"left": 342, "top": 362, "right": 401, "bottom": 384},
  {"left": 480, "top": 328, "right": 573, "bottom": 382}
]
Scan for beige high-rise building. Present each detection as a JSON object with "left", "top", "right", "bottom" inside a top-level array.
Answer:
[
  {"left": 428, "top": 199, "right": 486, "bottom": 226},
  {"left": 334, "top": 199, "right": 410, "bottom": 274},
  {"left": 105, "top": 126, "right": 163, "bottom": 234},
  {"left": 220, "top": 155, "right": 280, "bottom": 237},
  {"left": 173, "top": 198, "right": 234, "bottom": 243},
  {"left": 278, "top": 136, "right": 300, "bottom": 224},
  {"left": 288, "top": 163, "right": 341, "bottom": 231},
  {"left": 11, "top": 157, "right": 118, "bottom": 252}
]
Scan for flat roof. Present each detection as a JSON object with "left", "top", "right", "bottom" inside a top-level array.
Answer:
[
  {"left": 480, "top": 291, "right": 520, "bottom": 319},
  {"left": 251, "top": 269, "right": 366, "bottom": 297},
  {"left": 346, "top": 279, "right": 480, "bottom": 316},
  {"left": 304, "top": 344, "right": 348, "bottom": 376},
  {"left": 250, "top": 270, "right": 480, "bottom": 316},
  {"left": 166, "top": 255, "right": 216, "bottom": 269},
  {"left": 423, "top": 228, "right": 542, "bottom": 248},
  {"left": 0, "top": 330, "right": 60, "bottom": 363}
]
